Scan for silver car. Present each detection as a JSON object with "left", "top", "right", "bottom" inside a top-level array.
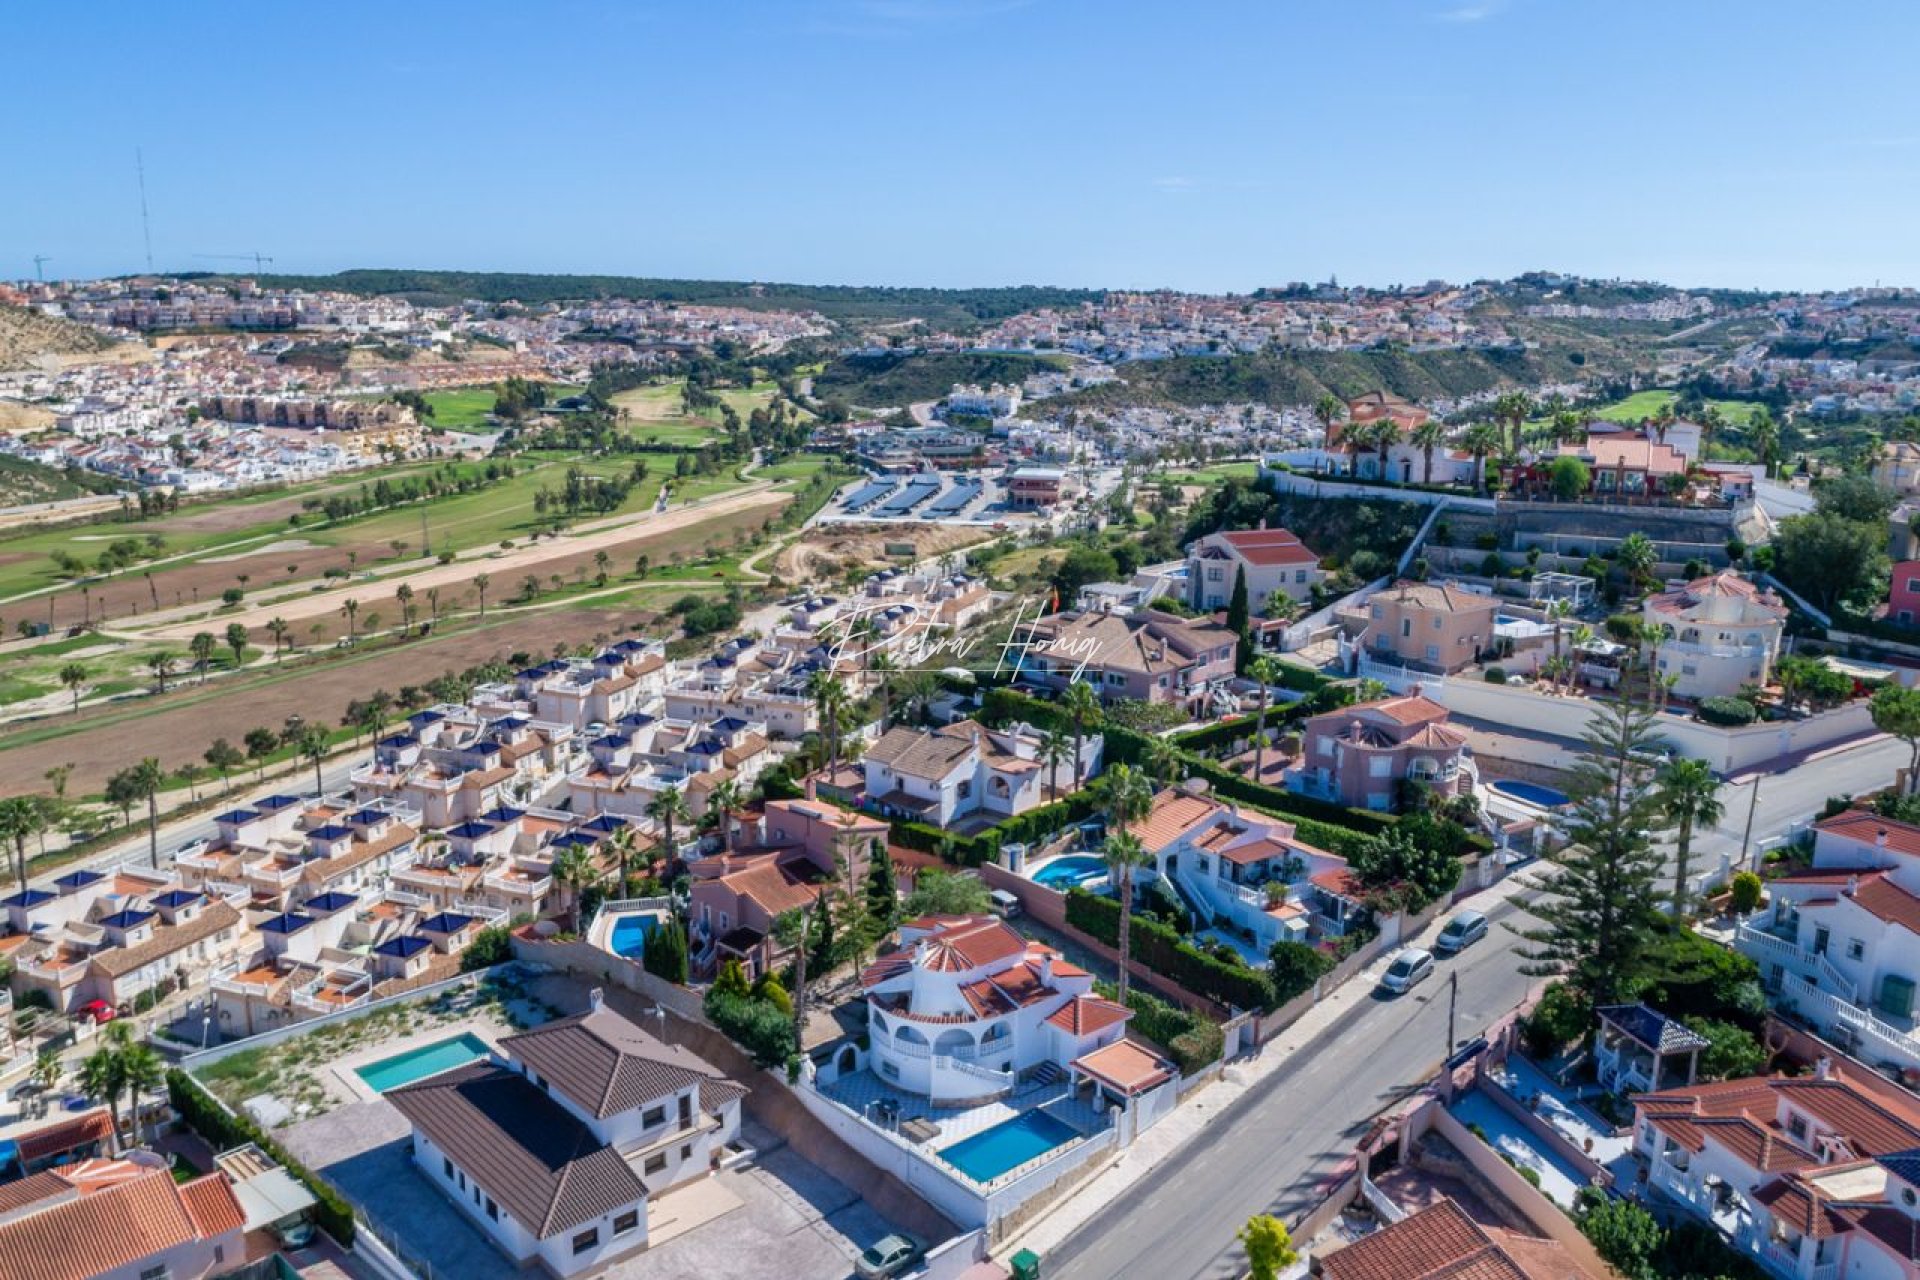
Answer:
[{"left": 1379, "top": 948, "right": 1435, "bottom": 995}]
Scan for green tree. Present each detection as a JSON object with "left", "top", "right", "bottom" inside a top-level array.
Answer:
[
  {"left": 642, "top": 915, "right": 690, "bottom": 984},
  {"left": 1238, "top": 1214, "right": 1299, "bottom": 1280},
  {"left": 0, "top": 795, "right": 42, "bottom": 892},
  {"left": 1051, "top": 544, "right": 1120, "bottom": 602},
  {"left": 297, "top": 724, "right": 330, "bottom": 796},
  {"left": 1247, "top": 655, "right": 1281, "bottom": 783},
  {"left": 1874, "top": 684, "right": 1920, "bottom": 794},
  {"left": 712, "top": 956, "right": 752, "bottom": 1000},
  {"left": 1686, "top": 1016, "right": 1768, "bottom": 1080},
  {"left": 189, "top": 631, "right": 217, "bottom": 683},
  {"left": 1656, "top": 757, "right": 1723, "bottom": 916},
  {"left": 1575, "top": 1189, "right": 1664, "bottom": 1280},
  {"left": 647, "top": 785, "right": 691, "bottom": 862},
  {"left": 1517, "top": 691, "right": 1670, "bottom": 1006},
  {"left": 1774, "top": 510, "right": 1884, "bottom": 613},
  {"left": 1461, "top": 421, "right": 1502, "bottom": 492},
  {"left": 1096, "top": 763, "right": 1156, "bottom": 1002},
  {"left": 59, "top": 662, "right": 88, "bottom": 713},
  {"left": 1546, "top": 455, "right": 1591, "bottom": 501},
  {"left": 808, "top": 670, "right": 852, "bottom": 777},
  {"left": 902, "top": 869, "right": 991, "bottom": 918},
  {"left": 244, "top": 726, "right": 278, "bottom": 780},
  {"left": 204, "top": 738, "right": 245, "bottom": 795},
  {"left": 1410, "top": 419, "right": 1448, "bottom": 485},
  {"left": 1061, "top": 679, "right": 1102, "bottom": 787},
  {"left": 340, "top": 597, "right": 359, "bottom": 644},
  {"left": 864, "top": 843, "right": 898, "bottom": 932},
  {"left": 1729, "top": 870, "right": 1763, "bottom": 915},
  {"left": 1225, "top": 564, "right": 1251, "bottom": 669},
  {"left": 224, "top": 622, "right": 249, "bottom": 669},
  {"left": 1615, "top": 531, "right": 1658, "bottom": 590}
]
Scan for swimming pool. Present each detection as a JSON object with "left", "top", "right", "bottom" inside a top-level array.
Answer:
[
  {"left": 1490, "top": 779, "right": 1570, "bottom": 809},
  {"left": 938, "top": 1110, "right": 1080, "bottom": 1183},
  {"left": 354, "top": 1033, "right": 491, "bottom": 1093},
  {"left": 1031, "top": 854, "right": 1109, "bottom": 890},
  {"left": 608, "top": 913, "right": 660, "bottom": 958}
]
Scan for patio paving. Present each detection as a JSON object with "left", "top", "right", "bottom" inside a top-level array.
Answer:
[{"left": 818, "top": 1067, "right": 1108, "bottom": 1151}]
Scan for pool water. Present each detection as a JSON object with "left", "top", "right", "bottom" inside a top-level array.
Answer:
[
  {"left": 1490, "top": 779, "right": 1570, "bottom": 809},
  {"left": 608, "top": 913, "right": 660, "bottom": 958},
  {"left": 938, "top": 1110, "right": 1080, "bottom": 1183},
  {"left": 355, "top": 1033, "right": 491, "bottom": 1093},
  {"left": 1031, "top": 855, "right": 1109, "bottom": 890}
]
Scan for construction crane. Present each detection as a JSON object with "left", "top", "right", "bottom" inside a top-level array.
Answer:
[
  {"left": 31, "top": 255, "right": 51, "bottom": 282},
  {"left": 194, "top": 252, "right": 275, "bottom": 271}
]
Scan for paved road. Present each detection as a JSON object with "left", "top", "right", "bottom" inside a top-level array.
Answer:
[
  {"left": 1049, "top": 733, "right": 1905, "bottom": 1280},
  {"left": 1051, "top": 893, "right": 1544, "bottom": 1280}
]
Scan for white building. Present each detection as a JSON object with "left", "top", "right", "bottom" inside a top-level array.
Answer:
[
  {"left": 1185, "top": 527, "right": 1325, "bottom": 614},
  {"left": 388, "top": 997, "right": 746, "bottom": 1277},
  {"left": 861, "top": 719, "right": 1100, "bottom": 829},
  {"left": 1643, "top": 571, "right": 1786, "bottom": 702}
]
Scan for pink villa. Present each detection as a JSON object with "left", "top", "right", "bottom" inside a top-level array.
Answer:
[
  {"left": 1892, "top": 560, "right": 1920, "bottom": 628},
  {"left": 1290, "top": 693, "right": 1472, "bottom": 811},
  {"left": 686, "top": 796, "right": 887, "bottom": 979}
]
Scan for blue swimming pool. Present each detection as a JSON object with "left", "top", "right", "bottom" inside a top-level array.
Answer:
[
  {"left": 1490, "top": 779, "right": 1570, "bottom": 809},
  {"left": 938, "top": 1110, "right": 1080, "bottom": 1182},
  {"left": 355, "top": 1033, "right": 491, "bottom": 1093},
  {"left": 608, "top": 913, "right": 661, "bottom": 958},
  {"left": 1031, "top": 854, "right": 1108, "bottom": 890}
]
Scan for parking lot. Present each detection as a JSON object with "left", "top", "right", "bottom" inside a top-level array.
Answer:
[{"left": 279, "top": 1102, "right": 907, "bottom": 1280}]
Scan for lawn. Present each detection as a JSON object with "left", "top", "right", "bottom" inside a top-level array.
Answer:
[
  {"left": 1567, "top": 389, "right": 1771, "bottom": 427},
  {"left": 1161, "top": 462, "right": 1260, "bottom": 485},
  {"left": 611, "top": 378, "right": 809, "bottom": 447},
  {"left": 420, "top": 386, "right": 500, "bottom": 429}
]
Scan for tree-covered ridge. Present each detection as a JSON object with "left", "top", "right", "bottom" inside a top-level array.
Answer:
[
  {"left": 810, "top": 351, "right": 1071, "bottom": 408},
  {"left": 233, "top": 269, "right": 1105, "bottom": 326}
]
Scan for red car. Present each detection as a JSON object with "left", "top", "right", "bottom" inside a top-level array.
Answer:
[{"left": 77, "top": 999, "right": 117, "bottom": 1025}]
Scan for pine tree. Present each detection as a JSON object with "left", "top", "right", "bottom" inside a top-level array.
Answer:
[
  {"left": 1516, "top": 688, "right": 1672, "bottom": 1007},
  {"left": 864, "top": 841, "right": 898, "bottom": 931},
  {"left": 809, "top": 888, "right": 835, "bottom": 972},
  {"left": 1226, "top": 564, "right": 1252, "bottom": 671}
]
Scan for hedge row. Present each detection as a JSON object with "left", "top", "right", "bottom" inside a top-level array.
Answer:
[
  {"left": 168, "top": 1068, "right": 356, "bottom": 1244},
  {"left": 1066, "top": 887, "right": 1278, "bottom": 1013},
  {"left": 888, "top": 789, "right": 1103, "bottom": 866},
  {"left": 1106, "top": 983, "right": 1225, "bottom": 1076}
]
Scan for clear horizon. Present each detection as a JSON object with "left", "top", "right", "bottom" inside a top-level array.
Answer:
[{"left": 10, "top": 0, "right": 1920, "bottom": 295}]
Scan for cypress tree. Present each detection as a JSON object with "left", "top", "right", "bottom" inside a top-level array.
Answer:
[
  {"left": 1226, "top": 564, "right": 1252, "bottom": 671},
  {"left": 865, "top": 842, "right": 898, "bottom": 932}
]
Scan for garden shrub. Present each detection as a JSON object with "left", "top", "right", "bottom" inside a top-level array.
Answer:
[
  {"left": 1066, "top": 888, "right": 1277, "bottom": 1012},
  {"left": 1698, "top": 696, "right": 1757, "bottom": 727},
  {"left": 1522, "top": 982, "right": 1592, "bottom": 1059},
  {"left": 1484, "top": 666, "right": 1508, "bottom": 684},
  {"left": 704, "top": 989, "right": 794, "bottom": 1068}
]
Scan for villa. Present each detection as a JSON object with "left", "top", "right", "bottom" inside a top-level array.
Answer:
[
  {"left": 0, "top": 1152, "right": 248, "bottom": 1280},
  {"left": 387, "top": 995, "right": 745, "bottom": 1278},
  {"left": 1126, "top": 781, "right": 1363, "bottom": 951},
  {"left": 1018, "top": 608, "right": 1238, "bottom": 712},
  {"left": 1345, "top": 580, "right": 1500, "bottom": 677},
  {"left": 1634, "top": 1056, "right": 1920, "bottom": 1280},
  {"left": 1184, "top": 527, "right": 1325, "bottom": 613},
  {"left": 1737, "top": 808, "right": 1920, "bottom": 1073},
  {"left": 1643, "top": 570, "right": 1786, "bottom": 701},
  {"left": 1290, "top": 692, "right": 1472, "bottom": 811},
  {"left": 861, "top": 718, "right": 1100, "bottom": 830}
]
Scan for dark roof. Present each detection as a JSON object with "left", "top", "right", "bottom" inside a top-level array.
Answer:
[
  {"left": 1597, "top": 1003, "right": 1711, "bottom": 1053},
  {"left": 98, "top": 909, "right": 156, "bottom": 930},
  {"left": 419, "top": 912, "right": 474, "bottom": 934},
  {"left": 306, "top": 824, "right": 352, "bottom": 841},
  {"left": 259, "top": 913, "right": 314, "bottom": 935},
  {"left": 255, "top": 794, "right": 302, "bottom": 812},
  {"left": 500, "top": 1006, "right": 739, "bottom": 1120},
  {"left": 151, "top": 890, "right": 201, "bottom": 908},
  {"left": 303, "top": 891, "right": 358, "bottom": 913},
  {"left": 446, "top": 821, "right": 496, "bottom": 839},
  {"left": 1, "top": 890, "right": 54, "bottom": 908},
  {"left": 388, "top": 1063, "right": 645, "bottom": 1239},
  {"left": 374, "top": 935, "right": 431, "bottom": 959},
  {"left": 214, "top": 809, "right": 261, "bottom": 825},
  {"left": 348, "top": 809, "right": 387, "bottom": 825},
  {"left": 53, "top": 870, "right": 104, "bottom": 889},
  {"left": 482, "top": 806, "right": 526, "bottom": 823},
  {"left": 1880, "top": 1148, "right": 1920, "bottom": 1187},
  {"left": 580, "top": 815, "right": 627, "bottom": 834}
]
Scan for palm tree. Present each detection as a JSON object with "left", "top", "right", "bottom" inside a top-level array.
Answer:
[
  {"left": 340, "top": 598, "right": 359, "bottom": 645},
  {"left": 1141, "top": 735, "right": 1182, "bottom": 789},
  {"left": 1492, "top": 390, "right": 1533, "bottom": 454},
  {"left": 1617, "top": 531, "right": 1658, "bottom": 591},
  {"left": 551, "top": 845, "right": 597, "bottom": 927},
  {"left": 474, "top": 573, "right": 491, "bottom": 618},
  {"left": 59, "top": 662, "right": 88, "bottom": 713},
  {"left": 1061, "top": 680, "right": 1102, "bottom": 788},
  {"left": 189, "top": 632, "right": 216, "bottom": 684},
  {"left": 267, "top": 616, "right": 289, "bottom": 660},
  {"left": 707, "top": 778, "right": 742, "bottom": 853},
  {"left": 1410, "top": 420, "right": 1448, "bottom": 485},
  {"left": 1353, "top": 418, "right": 1400, "bottom": 481},
  {"left": 869, "top": 652, "right": 897, "bottom": 731},
  {"left": 1461, "top": 422, "right": 1503, "bottom": 493},
  {"left": 30, "top": 1046, "right": 61, "bottom": 1094},
  {"left": 808, "top": 670, "right": 851, "bottom": 776},
  {"left": 606, "top": 824, "right": 641, "bottom": 896},
  {"left": 1698, "top": 405, "right": 1725, "bottom": 459},
  {"left": 146, "top": 651, "right": 177, "bottom": 694},
  {"left": 298, "top": 725, "right": 329, "bottom": 796},
  {"left": 1748, "top": 407, "right": 1780, "bottom": 478},
  {"left": 1096, "top": 763, "right": 1157, "bottom": 1003},
  {"left": 79, "top": 1042, "right": 128, "bottom": 1155},
  {"left": 118, "top": 1036, "right": 164, "bottom": 1148},
  {"left": 129, "top": 757, "right": 165, "bottom": 867},
  {"left": 1247, "top": 655, "right": 1280, "bottom": 784},
  {"left": 648, "top": 785, "right": 691, "bottom": 865},
  {"left": 1311, "top": 394, "right": 1345, "bottom": 448},
  {"left": 1549, "top": 408, "right": 1584, "bottom": 447},
  {"left": 0, "top": 795, "right": 42, "bottom": 892},
  {"left": 1039, "top": 727, "right": 1071, "bottom": 802},
  {"left": 1657, "top": 757, "right": 1724, "bottom": 916},
  {"left": 395, "top": 582, "right": 416, "bottom": 633}
]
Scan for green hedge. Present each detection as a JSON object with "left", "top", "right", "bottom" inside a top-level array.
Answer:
[
  {"left": 1698, "top": 696, "right": 1757, "bottom": 727},
  {"left": 168, "top": 1069, "right": 355, "bottom": 1244},
  {"left": 1066, "top": 888, "right": 1278, "bottom": 1012},
  {"left": 1103, "top": 983, "right": 1224, "bottom": 1076},
  {"left": 888, "top": 789, "right": 1102, "bottom": 867}
]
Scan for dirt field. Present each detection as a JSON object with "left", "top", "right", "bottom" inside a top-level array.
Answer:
[
  {"left": 772, "top": 522, "right": 993, "bottom": 583},
  {"left": 0, "top": 609, "right": 644, "bottom": 796}
]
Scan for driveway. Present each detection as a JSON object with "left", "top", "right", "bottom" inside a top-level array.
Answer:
[{"left": 281, "top": 1102, "right": 900, "bottom": 1280}]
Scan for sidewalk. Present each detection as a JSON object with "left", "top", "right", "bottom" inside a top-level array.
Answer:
[{"left": 994, "top": 870, "right": 1543, "bottom": 1262}]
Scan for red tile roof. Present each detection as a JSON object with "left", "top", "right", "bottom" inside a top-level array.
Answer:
[
  {"left": 1207, "top": 528, "right": 1321, "bottom": 568},
  {"left": 1045, "top": 994, "right": 1132, "bottom": 1037},
  {"left": 0, "top": 1160, "right": 243, "bottom": 1280},
  {"left": 1072, "top": 1038, "right": 1174, "bottom": 1096},
  {"left": 1818, "top": 809, "right": 1920, "bottom": 861}
]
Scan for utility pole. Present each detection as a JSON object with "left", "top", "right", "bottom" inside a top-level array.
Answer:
[
  {"left": 1446, "top": 969, "right": 1458, "bottom": 1057},
  {"left": 1739, "top": 771, "right": 1764, "bottom": 870}
]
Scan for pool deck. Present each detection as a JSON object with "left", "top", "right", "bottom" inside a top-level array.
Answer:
[
  {"left": 325, "top": 1016, "right": 510, "bottom": 1105},
  {"left": 1487, "top": 1056, "right": 1635, "bottom": 1187},
  {"left": 817, "top": 1068, "right": 1108, "bottom": 1171}
]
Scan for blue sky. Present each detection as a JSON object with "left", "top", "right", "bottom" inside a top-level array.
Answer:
[{"left": 9, "top": 1, "right": 1920, "bottom": 292}]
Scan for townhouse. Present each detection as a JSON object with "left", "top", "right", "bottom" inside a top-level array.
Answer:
[
  {"left": 388, "top": 998, "right": 745, "bottom": 1277},
  {"left": 1347, "top": 579, "right": 1501, "bottom": 676}
]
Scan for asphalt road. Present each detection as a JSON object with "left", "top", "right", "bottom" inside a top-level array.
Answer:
[
  {"left": 1050, "top": 892, "right": 1544, "bottom": 1280},
  {"left": 1048, "top": 734, "right": 1905, "bottom": 1280}
]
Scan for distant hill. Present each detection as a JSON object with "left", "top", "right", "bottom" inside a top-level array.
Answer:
[
  {"left": 0, "top": 455, "right": 115, "bottom": 507},
  {"left": 0, "top": 302, "right": 119, "bottom": 371},
  {"left": 811, "top": 351, "right": 1071, "bottom": 409},
  {"left": 234, "top": 269, "right": 1105, "bottom": 329}
]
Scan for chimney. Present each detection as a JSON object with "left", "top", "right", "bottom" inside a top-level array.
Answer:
[
  {"left": 589, "top": 987, "right": 604, "bottom": 1012},
  {"left": 1847, "top": 875, "right": 1859, "bottom": 898},
  {"left": 1879, "top": 828, "right": 1890, "bottom": 853},
  {"left": 1815, "top": 1055, "right": 1832, "bottom": 1080},
  {"left": 805, "top": 773, "right": 818, "bottom": 800}
]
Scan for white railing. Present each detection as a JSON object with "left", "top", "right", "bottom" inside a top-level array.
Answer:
[
  {"left": 1780, "top": 972, "right": 1920, "bottom": 1071},
  {"left": 934, "top": 1054, "right": 1013, "bottom": 1089}
]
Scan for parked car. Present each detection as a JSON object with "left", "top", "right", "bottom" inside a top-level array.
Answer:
[
  {"left": 77, "top": 999, "right": 117, "bottom": 1024},
  {"left": 1379, "top": 948, "right": 1435, "bottom": 995},
  {"left": 1435, "top": 910, "right": 1488, "bottom": 954},
  {"left": 855, "top": 1233, "right": 926, "bottom": 1279}
]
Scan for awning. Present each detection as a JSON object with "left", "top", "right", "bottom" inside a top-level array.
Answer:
[{"left": 231, "top": 1168, "right": 318, "bottom": 1231}]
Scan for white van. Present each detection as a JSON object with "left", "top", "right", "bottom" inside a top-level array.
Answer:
[{"left": 988, "top": 889, "right": 1022, "bottom": 919}]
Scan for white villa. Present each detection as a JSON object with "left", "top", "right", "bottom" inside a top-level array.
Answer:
[
  {"left": 1644, "top": 571, "right": 1787, "bottom": 702},
  {"left": 1128, "top": 781, "right": 1365, "bottom": 951},
  {"left": 387, "top": 996, "right": 746, "bottom": 1278},
  {"left": 859, "top": 914, "right": 1172, "bottom": 1113},
  {"left": 1738, "top": 808, "right": 1920, "bottom": 1073},
  {"left": 862, "top": 719, "right": 1101, "bottom": 830}
]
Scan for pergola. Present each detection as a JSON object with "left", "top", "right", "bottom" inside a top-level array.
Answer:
[{"left": 1528, "top": 571, "right": 1597, "bottom": 609}]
